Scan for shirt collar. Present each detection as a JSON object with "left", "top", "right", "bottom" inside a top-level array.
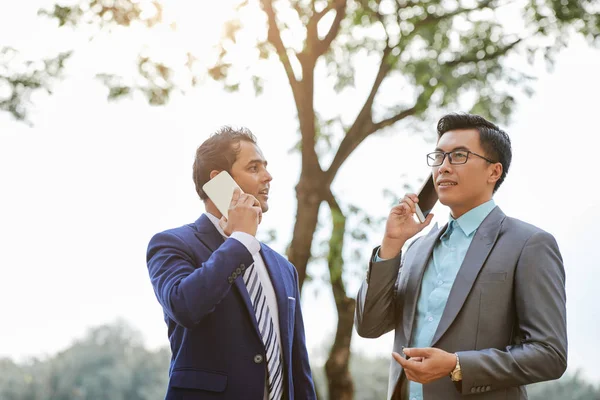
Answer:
[
  {"left": 205, "top": 212, "right": 228, "bottom": 239},
  {"left": 449, "top": 199, "right": 497, "bottom": 237}
]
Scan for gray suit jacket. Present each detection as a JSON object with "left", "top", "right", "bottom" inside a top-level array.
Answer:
[{"left": 355, "top": 207, "right": 567, "bottom": 399}]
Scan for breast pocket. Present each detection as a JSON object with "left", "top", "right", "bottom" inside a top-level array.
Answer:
[
  {"left": 478, "top": 272, "right": 507, "bottom": 283},
  {"left": 287, "top": 297, "right": 296, "bottom": 336}
]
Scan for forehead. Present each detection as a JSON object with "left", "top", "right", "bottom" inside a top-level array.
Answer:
[
  {"left": 235, "top": 140, "right": 266, "bottom": 162},
  {"left": 436, "top": 128, "right": 481, "bottom": 151}
]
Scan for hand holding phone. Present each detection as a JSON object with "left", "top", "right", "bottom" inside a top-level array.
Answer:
[
  {"left": 380, "top": 193, "right": 434, "bottom": 259},
  {"left": 223, "top": 188, "right": 262, "bottom": 236},
  {"left": 202, "top": 171, "right": 261, "bottom": 236}
]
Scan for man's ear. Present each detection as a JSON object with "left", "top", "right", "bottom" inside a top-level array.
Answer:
[
  {"left": 488, "top": 163, "right": 503, "bottom": 185},
  {"left": 209, "top": 170, "right": 221, "bottom": 180}
]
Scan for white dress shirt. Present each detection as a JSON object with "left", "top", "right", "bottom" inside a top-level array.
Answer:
[{"left": 205, "top": 213, "right": 282, "bottom": 400}]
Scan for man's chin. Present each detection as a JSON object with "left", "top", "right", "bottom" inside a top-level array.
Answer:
[{"left": 260, "top": 203, "right": 269, "bottom": 213}]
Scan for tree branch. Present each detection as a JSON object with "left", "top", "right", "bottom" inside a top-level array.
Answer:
[
  {"left": 413, "top": 0, "right": 495, "bottom": 31},
  {"left": 371, "top": 105, "right": 419, "bottom": 132},
  {"left": 443, "top": 38, "right": 523, "bottom": 67},
  {"left": 324, "top": 189, "right": 347, "bottom": 303},
  {"left": 260, "top": 0, "right": 300, "bottom": 91},
  {"left": 324, "top": 45, "right": 394, "bottom": 183},
  {"left": 314, "top": 0, "right": 347, "bottom": 57}
]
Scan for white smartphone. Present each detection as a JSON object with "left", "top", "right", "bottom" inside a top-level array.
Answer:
[
  {"left": 414, "top": 174, "right": 438, "bottom": 223},
  {"left": 202, "top": 171, "right": 242, "bottom": 220}
]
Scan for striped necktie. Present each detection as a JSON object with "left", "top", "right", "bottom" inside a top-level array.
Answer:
[{"left": 243, "top": 263, "right": 284, "bottom": 400}]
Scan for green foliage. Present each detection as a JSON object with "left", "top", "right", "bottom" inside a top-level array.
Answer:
[
  {"left": 0, "top": 323, "right": 598, "bottom": 400},
  {"left": 0, "top": 47, "right": 71, "bottom": 122},
  {"left": 0, "top": 321, "right": 169, "bottom": 400},
  {"left": 528, "top": 373, "right": 600, "bottom": 400},
  {"left": 38, "top": 0, "right": 162, "bottom": 29}
]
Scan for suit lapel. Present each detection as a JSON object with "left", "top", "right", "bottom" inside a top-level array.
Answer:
[
  {"left": 260, "top": 245, "right": 291, "bottom": 371},
  {"left": 193, "top": 215, "right": 262, "bottom": 339},
  {"left": 430, "top": 207, "right": 505, "bottom": 346},
  {"left": 403, "top": 223, "right": 444, "bottom": 344}
]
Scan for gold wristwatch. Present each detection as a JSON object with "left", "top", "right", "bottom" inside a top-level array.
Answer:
[{"left": 450, "top": 353, "right": 462, "bottom": 381}]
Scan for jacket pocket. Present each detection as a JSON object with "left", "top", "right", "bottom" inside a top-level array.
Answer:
[
  {"left": 170, "top": 368, "right": 227, "bottom": 392},
  {"left": 478, "top": 272, "right": 507, "bottom": 283},
  {"left": 288, "top": 297, "right": 296, "bottom": 335}
]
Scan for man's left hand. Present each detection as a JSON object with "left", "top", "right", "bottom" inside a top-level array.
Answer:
[{"left": 392, "top": 347, "right": 457, "bottom": 384}]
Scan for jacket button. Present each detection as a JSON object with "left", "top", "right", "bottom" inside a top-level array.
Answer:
[
  {"left": 232, "top": 272, "right": 237, "bottom": 279},
  {"left": 254, "top": 354, "right": 263, "bottom": 364},
  {"left": 228, "top": 277, "right": 233, "bottom": 284},
  {"left": 236, "top": 267, "right": 242, "bottom": 275},
  {"left": 240, "top": 263, "right": 245, "bottom": 269}
]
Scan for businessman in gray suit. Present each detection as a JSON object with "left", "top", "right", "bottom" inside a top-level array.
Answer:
[{"left": 355, "top": 113, "right": 567, "bottom": 399}]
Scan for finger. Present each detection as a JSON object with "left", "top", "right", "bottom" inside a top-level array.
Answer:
[
  {"left": 406, "top": 193, "right": 419, "bottom": 204},
  {"left": 391, "top": 203, "right": 410, "bottom": 217},
  {"left": 404, "top": 347, "right": 431, "bottom": 358},
  {"left": 219, "top": 217, "right": 231, "bottom": 236},
  {"left": 422, "top": 213, "right": 435, "bottom": 226},
  {"left": 392, "top": 352, "right": 408, "bottom": 367},
  {"left": 403, "top": 196, "right": 416, "bottom": 213},
  {"left": 239, "top": 194, "right": 255, "bottom": 207},
  {"left": 248, "top": 195, "right": 260, "bottom": 207},
  {"left": 230, "top": 188, "right": 241, "bottom": 206}
]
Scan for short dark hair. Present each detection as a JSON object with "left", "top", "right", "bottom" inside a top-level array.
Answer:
[
  {"left": 437, "top": 113, "right": 512, "bottom": 193},
  {"left": 192, "top": 126, "right": 257, "bottom": 200}
]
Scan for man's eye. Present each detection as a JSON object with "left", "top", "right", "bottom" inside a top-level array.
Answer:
[{"left": 453, "top": 152, "right": 467, "bottom": 159}]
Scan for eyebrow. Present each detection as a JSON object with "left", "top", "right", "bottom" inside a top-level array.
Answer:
[
  {"left": 434, "top": 145, "right": 470, "bottom": 152},
  {"left": 246, "top": 159, "right": 268, "bottom": 167}
]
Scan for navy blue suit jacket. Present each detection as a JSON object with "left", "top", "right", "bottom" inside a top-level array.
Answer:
[{"left": 146, "top": 214, "right": 316, "bottom": 400}]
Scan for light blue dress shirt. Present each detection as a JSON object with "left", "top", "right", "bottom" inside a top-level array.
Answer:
[{"left": 376, "top": 199, "right": 496, "bottom": 400}]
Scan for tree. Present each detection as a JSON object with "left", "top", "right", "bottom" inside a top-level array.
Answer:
[
  {"left": 0, "top": 47, "right": 71, "bottom": 123},
  {"left": 6, "top": 1, "right": 600, "bottom": 398},
  {"left": 0, "top": 321, "right": 170, "bottom": 400},
  {"left": 528, "top": 373, "right": 600, "bottom": 400}
]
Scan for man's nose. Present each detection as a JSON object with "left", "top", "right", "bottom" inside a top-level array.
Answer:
[
  {"left": 437, "top": 154, "right": 453, "bottom": 173},
  {"left": 263, "top": 169, "right": 273, "bottom": 182}
]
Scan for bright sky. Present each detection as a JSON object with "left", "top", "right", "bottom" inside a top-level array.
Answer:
[{"left": 1, "top": 0, "right": 599, "bottom": 385}]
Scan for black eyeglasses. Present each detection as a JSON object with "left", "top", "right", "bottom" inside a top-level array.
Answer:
[{"left": 426, "top": 150, "right": 497, "bottom": 167}]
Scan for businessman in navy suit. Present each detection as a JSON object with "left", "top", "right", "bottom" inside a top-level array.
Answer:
[{"left": 146, "top": 126, "right": 316, "bottom": 400}]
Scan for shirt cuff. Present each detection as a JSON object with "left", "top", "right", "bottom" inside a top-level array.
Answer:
[
  {"left": 373, "top": 247, "right": 392, "bottom": 263},
  {"left": 230, "top": 231, "right": 261, "bottom": 256}
]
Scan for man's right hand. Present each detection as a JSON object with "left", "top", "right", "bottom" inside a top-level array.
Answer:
[
  {"left": 379, "top": 193, "right": 434, "bottom": 259},
  {"left": 220, "top": 188, "right": 262, "bottom": 237}
]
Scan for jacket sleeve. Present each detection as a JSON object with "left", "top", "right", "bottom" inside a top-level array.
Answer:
[
  {"left": 146, "top": 230, "right": 254, "bottom": 329},
  {"left": 457, "top": 231, "right": 568, "bottom": 394},
  {"left": 355, "top": 238, "right": 421, "bottom": 339}
]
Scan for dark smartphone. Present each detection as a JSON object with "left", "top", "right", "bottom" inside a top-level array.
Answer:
[{"left": 414, "top": 174, "right": 438, "bottom": 223}]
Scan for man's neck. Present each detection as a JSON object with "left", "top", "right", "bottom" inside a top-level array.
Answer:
[
  {"left": 450, "top": 197, "right": 493, "bottom": 219},
  {"left": 204, "top": 201, "right": 222, "bottom": 219}
]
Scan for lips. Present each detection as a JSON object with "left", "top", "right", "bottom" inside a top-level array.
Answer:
[
  {"left": 258, "top": 188, "right": 269, "bottom": 195},
  {"left": 437, "top": 180, "right": 457, "bottom": 187}
]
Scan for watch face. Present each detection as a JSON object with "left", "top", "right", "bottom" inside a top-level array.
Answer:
[{"left": 452, "top": 370, "right": 463, "bottom": 381}]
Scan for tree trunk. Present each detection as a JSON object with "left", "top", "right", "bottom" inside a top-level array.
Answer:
[
  {"left": 324, "top": 199, "right": 355, "bottom": 400},
  {"left": 325, "top": 295, "right": 355, "bottom": 400},
  {"left": 287, "top": 174, "right": 323, "bottom": 290}
]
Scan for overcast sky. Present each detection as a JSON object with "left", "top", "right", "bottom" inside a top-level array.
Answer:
[{"left": 1, "top": 0, "right": 599, "bottom": 384}]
